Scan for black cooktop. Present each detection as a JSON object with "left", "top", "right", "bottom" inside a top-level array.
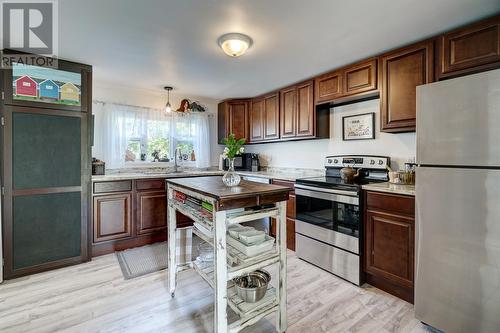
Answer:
[{"left": 295, "top": 176, "right": 385, "bottom": 192}]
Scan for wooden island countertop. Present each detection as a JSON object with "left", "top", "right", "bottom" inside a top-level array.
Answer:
[{"left": 166, "top": 176, "right": 291, "bottom": 210}]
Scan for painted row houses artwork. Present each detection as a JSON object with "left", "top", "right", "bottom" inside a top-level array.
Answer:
[{"left": 12, "top": 64, "right": 82, "bottom": 106}]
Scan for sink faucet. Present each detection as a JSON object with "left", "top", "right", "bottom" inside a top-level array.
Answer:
[{"left": 173, "top": 147, "right": 180, "bottom": 172}]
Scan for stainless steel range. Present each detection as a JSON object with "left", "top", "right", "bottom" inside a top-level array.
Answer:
[{"left": 294, "top": 155, "right": 389, "bottom": 285}]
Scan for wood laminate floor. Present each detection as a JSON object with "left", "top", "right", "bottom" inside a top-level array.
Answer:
[{"left": 0, "top": 251, "right": 430, "bottom": 333}]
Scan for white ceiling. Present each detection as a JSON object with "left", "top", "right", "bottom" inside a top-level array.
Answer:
[{"left": 59, "top": 0, "right": 500, "bottom": 100}]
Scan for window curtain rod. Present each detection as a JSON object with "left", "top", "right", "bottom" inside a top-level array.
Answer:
[{"left": 92, "top": 100, "right": 214, "bottom": 117}]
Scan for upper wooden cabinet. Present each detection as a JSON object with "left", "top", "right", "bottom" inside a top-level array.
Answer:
[
  {"left": 314, "top": 59, "right": 378, "bottom": 104},
  {"left": 218, "top": 99, "right": 249, "bottom": 143},
  {"left": 314, "top": 70, "right": 343, "bottom": 103},
  {"left": 248, "top": 92, "right": 279, "bottom": 143},
  {"left": 249, "top": 98, "right": 264, "bottom": 142},
  {"left": 279, "top": 86, "right": 296, "bottom": 139},
  {"left": 220, "top": 15, "right": 500, "bottom": 140},
  {"left": 263, "top": 92, "right": 280, "bottom": 140},
  {"left": 379, "top": 40, "right": 434, "bottom": 133},
  {"left": 342, "top": 58, "right": 377, "bottom": 97},
  {"left": 438, "top": 15, "right": 500, "bottom": 79},
  {"left": 296, "top": 81, "right": 315, "bottom": 137},
  {"left": 280, "top": 80, "right": 315, "bottom": 139}
]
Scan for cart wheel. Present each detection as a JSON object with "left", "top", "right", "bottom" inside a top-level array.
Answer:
[{"left": 171, "top": 292, "right": 175, "bottom": 298}]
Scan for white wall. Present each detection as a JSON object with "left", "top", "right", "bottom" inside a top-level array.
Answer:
[
  {"left": 244, "top": 99, "right": 416, "bottom": 170},
  {"left": 92, "top": 81, "right": 222, "bottom": 166}
]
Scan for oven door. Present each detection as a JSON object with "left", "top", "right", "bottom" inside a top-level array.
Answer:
[{"left": 295, "top": 184, "right": 360, "bottom": 253}]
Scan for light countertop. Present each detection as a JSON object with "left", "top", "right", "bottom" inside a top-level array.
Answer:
[
  {"left": 92, "top": 167, "right": 324, "bottom": 182},
  {"left": 362, "top": 182, "right": 415, "bottom": 196},
  {"left": 92, "top": 169, "right": 224, "bottom": 182},
  {"left": 237, "top": 168, "right": 324, "bottom": 182}
]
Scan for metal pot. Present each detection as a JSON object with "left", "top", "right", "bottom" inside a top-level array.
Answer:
[
  {"left": 233, "top": 269, "right": 271, "bottom": 303},
  {"left": 340, "top": 166, "right": 362, "bottom": 182}
]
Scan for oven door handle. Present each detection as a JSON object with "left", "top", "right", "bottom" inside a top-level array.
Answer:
[
  {"left": 294, "top": 186, "right": 359, "bottom": 205},
  {"left": 294, "top": 184, "right": 358, "bottom": 197}
]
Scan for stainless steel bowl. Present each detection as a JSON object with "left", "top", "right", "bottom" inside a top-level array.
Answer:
[{"left": 233, "top": 269, "right": 271, "bottom": 303}]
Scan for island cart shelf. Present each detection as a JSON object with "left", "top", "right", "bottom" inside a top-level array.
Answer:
[{"left": 166, "top": 176, "right": 290, "bottom": 333}]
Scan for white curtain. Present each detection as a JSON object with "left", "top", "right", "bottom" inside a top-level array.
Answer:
[
  {"left": 171, "top": 112, "right": 211, "bottom": 168},
  {"left": 93, "top": 102, "right": 211, "bottom": 169}
]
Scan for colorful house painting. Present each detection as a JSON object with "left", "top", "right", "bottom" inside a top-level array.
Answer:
[
  {"left": 15, "top": 76, "right": 38, "bottom": 97},
  {"left": 38, "top": 79, "right": 59, "bottom": 100},
  {"left": 60, "top": 82, "right": 80, "bottom": 102}
]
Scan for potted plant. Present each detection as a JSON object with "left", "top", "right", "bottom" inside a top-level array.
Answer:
[{"left": 222, "top": 133, "right": 245, "bottom": 186}]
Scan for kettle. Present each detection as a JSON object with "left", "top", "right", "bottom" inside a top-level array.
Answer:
[{"left": 340, "top": 166, "right": 362, "bottom": 182}]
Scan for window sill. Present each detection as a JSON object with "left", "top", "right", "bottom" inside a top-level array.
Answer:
[{"left": 123, "top": 161, "right": 196, "bottom": 168}]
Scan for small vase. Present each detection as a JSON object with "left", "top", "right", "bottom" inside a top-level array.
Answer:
[{"left": 222, "top": 158, "right": 241, "bottom": 187}]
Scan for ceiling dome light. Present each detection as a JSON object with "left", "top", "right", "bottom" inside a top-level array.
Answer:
[{"left": 217, "top": 33, "right": 252, "bottom": 57}]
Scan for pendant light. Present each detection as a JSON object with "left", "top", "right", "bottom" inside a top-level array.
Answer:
[
  {"left": 164, "top": 86, "right": 173, "bottom": 113},
  {"left": 217, "top": 33, "right": 253, "bottom": 57}
]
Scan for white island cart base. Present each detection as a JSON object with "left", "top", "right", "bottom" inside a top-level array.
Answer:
[{"left": 166, "top": 179, "right": 288, "bottom": 333}]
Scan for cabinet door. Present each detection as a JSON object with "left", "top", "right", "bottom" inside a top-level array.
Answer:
[
  {"left": 280, "top": 86, "right": 296, "bottom": 139},
  {"left": 438, "top": 16, "right": 500, "bottom": 79},
  {"left": 296, "top": 80, "right": 315, "bottom": 137},
  {"left": 263, "top": 92, "right": 280, "bottom": 140},
  {"left": 380, "top": 40, "right": 434, "bottom": 132},
  {"left": 314, "top": 70, "right": 343, "bottom": 104},
  {"left": 93, "top": 193, "right": 132, "bottom": 243},
  {"left": 343, "top": 58, "right": 377, "bottom": 97},
  {"left": 136, "top": 190, "right": 167, "bottom": 235},
  {"left": 217, "top": 102, "right": 229, "bottom": 144},
  {"left": 249, "top": 98, "right": 264, "bottom": 142},
  {"left": 286, "top": 218, "right": 296, "bottom": 251},
  {"left": 228, "top": 100, "right": 249, "bottom": 142},
  {"left": 365, "top": 209, "right": 414, "bottom": 288}
]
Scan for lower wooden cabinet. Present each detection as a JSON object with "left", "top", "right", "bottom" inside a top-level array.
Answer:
[
  {"left": 93, "top": 193, "right": 132, "bottom": 243},
  {"left": 92, "top": 179, "right": 171, "bottom": 256},
  {"left": 136, "top": 190, "right": 167, "bottom": 235},
  {"left": 364, "top": 191, "right": 415, "bottom": 303},
  {"left": 270, "top": 180, "right": 296, "bottom": 251}
]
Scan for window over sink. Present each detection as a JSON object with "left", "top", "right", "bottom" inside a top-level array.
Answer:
[{"left": 92, "top": 102, "right": 210, "bottom": 169}]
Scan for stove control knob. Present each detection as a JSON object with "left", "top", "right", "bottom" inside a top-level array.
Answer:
[
  {"left": 378, "top": 160, "right": 384, "bottom": 165},
  {"left": 333, "top": 159, "right": 339, "bottom": 164},
  {"left": 370, "top": 159, "right": 375, "bottom": 165},
  {"left": 327, "top": 159, "right": 333, "bottom": 164}
]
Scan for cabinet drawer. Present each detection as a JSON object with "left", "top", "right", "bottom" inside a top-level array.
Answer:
[
  {"left": 93, "top": 180, "right": 132, "bottom": 194},
  {"left": 366, "top": 191, "right": 415, "bottom": 216},
  {"left": 136, "top": 179, "right": 165, "bottom": 191}
]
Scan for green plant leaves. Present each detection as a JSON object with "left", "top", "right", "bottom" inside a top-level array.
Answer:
[{"left": 223, "top": 133, "right": 246, "bottom": 158}]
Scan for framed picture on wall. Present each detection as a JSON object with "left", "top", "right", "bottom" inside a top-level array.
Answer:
[
  {"left": 12, "top": 63, "right": 82, "bottom": 106},
  {"left": 342, "top": 112, "right": 375, "bottom": 141}
]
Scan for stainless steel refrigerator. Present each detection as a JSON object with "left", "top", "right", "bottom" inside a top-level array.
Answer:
[{"left": 415, "top": 69, "right": 500, "bottom": 332}]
